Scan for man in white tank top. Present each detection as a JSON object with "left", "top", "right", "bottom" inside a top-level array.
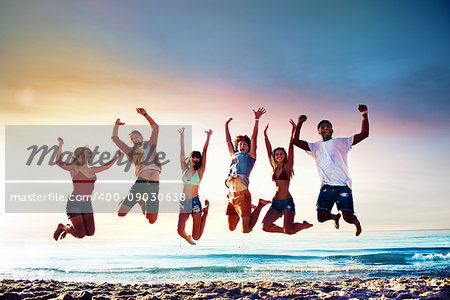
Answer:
[{"left": 111, "top": 107, "right": 161, "bottom": 224}]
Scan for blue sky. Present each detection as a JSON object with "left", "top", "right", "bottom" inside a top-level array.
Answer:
[{"left": 2, "top": 1, "right": 449, "bottom": 124}]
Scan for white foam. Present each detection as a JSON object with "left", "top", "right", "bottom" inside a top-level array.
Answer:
[{"left": 411, "top": 253, "right": 450, "bottom": 261}]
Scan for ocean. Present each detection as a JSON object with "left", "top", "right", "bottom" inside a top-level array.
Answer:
[{"left": 1, "top": 229, "right": 449, "bottom": 283}]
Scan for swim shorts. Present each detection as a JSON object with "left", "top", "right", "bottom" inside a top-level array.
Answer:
[
  {"left": 66, "top": 195, "right": 93, "bottom": 219},
  {"left": 180, "top": 195, "right": 203, "bottom": 215},
  {"left": 120, "top": 177, "right": 159, "bottom": 213},
  {"left": 270, "top": 198, "right": 296, "bottom": 214}
]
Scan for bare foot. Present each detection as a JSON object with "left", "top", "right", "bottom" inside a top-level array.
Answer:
[
  {"left": 203, "top": 200, "right": 210, "bottom": 214},
  {"left": 258, "top": 199, "right": 271, "bottom": 206},
  {"left": 185, "top": 235, "right": 196, "bottom": 245},
  {"left": 302, "top": 221, "right": 314, "bottom": 229},
  {"left": 60, "top": 231, "right": 68, "bottom": 239},
  {"left": 333, "top": 213, "right": 341, "bottom": 229},
  {"left": 355, "top": 220, "right": 362, "bottom": 236},
  {"left": 53, "top": 223, "right": 65, "bottom": 241}
]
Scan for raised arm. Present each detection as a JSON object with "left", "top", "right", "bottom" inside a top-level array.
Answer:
[
  {"left": 137, "top": 108, "right": 159, "bottom": 146},
  {"left": 199, "top": 129, "right": 212, "bottom": 178},
  {"left": 263, "top": 124, "right": 274, "bottom": 168},
  {"left": 286, "top": 119, "right": 297, "bottom": 175},
  {"left": 352, "top": 104, "right": 369, "bottom": 145},
  {"left": 92, "top": 151, "right": 121, "bottom": 173},
  {"left": 178, "top": 128, "right": 187, "bottom": 173},
  {"left": 55, "top": 137, "right": 73, "bottom": 171},
  {"left": 111, "top": 118, "right": 132, "bottom": 158},
  {"left": 249, "top": 107, "right": 266, "bottom": 159},
  {"left": 225, "top": 118, "right": 235, "bottom": 156},
  {"left": 293, "top": 115, "right": 311, "bottom": 152}
]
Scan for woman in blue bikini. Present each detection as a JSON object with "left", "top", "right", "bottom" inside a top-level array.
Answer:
[
  {"left": 177, "top": 128, "right": 212, "bottom": 245},
  {"left": 261, "top": 120, "right": 313, "bottom": 234}
]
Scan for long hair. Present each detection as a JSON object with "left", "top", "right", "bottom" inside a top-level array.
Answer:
[
  {"left": 70, "top": 146, "right": 90, "bottom": 166},
  {"left": 271, "top": 147, "right": 288, "bottom": 169},
  {"left": 271, "top": 147, "right": 293, "bottom": 178},
  {"left": 185, "top": 151, "right": 202, "bottom": 170}
]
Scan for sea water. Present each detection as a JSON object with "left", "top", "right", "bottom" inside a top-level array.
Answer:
[{"left": 1, "top": 229, "right": 448, "bottom": 283}]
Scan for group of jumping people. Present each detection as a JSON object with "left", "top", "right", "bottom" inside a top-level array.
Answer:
[{"left": 53, "top": 105, "right": 369, "bottom": 244}]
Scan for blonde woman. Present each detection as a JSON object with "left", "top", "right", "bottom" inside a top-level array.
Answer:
[{"left": 261, "top": 120, "right": 313, "bottom": 234}]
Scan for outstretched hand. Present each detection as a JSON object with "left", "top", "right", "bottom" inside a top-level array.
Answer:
[
  {"left": 358, "top": 104, "right": 368, "bottom": 113},
  {"left": 136, "top": 108, "right": 147, "bottom": 115},
  {"left": 57, "top": 137, "right": 64, "bottom": 144},
  {"left": 205, "top": 129, "right": 213, "bottom": 136},
  {"left": 297, "top": 115, "right": 307, "bottom": 123},
  {"left": 225, "top": 118, "right": 233, "bottom": 126},
  {"left": 253, "top": 107, "right": 266, "bottom": 119},
  {"left": 115, "top": 118, "right": 125, "bottom": 126},
  {"left": 289, "top": 119, "right": 296, "bottom": 129},
  {"left": 178, "top": 128, "right": 185, "bottom": 135}
]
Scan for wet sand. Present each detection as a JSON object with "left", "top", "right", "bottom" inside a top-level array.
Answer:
[{"left": 1, "top": 277, "right": 449, "bottom": 299}]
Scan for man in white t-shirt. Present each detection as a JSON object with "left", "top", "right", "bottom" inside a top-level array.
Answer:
[{"left": 293, "top": 104, "right": 369, "bottom": 236}]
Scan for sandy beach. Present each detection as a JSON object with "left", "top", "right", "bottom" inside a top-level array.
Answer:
[{"left": 1, "top": 277, "right": 449, "bottom": 299}]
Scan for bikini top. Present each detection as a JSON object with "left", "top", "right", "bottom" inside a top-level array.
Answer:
[
  {"left": 272, "top": 168, "right": 289, "bottom": 181},
  {"left": 72, "top": 171, "right": 97, "bottom": 196},
  {"left": 182, "top": 169, "right": 200, "bottom": 186}
]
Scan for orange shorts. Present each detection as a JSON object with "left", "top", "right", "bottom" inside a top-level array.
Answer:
[{"left": 226, "top": 190, "right": 252, "bottom": 217}]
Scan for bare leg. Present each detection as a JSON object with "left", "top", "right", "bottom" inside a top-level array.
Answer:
[
  {"left": 53, "top": 223, "right": 66, "bottom": 240},
  {"left": 227, "top": 201, "right": 240, "bottom": 231},
  {"left": 342, "top": 211, "right": 362, "bottom": 236},
  {"left": 118, "top": 203, "right": 133, "bottom": 217},
  {"left": 146, "top": 213, "right": 158, "bottom": 224},
  {"left": 228, "top": 214, "right": 240, "bottom": 231},
  {"left": 177, "top": 213, "right": 196, "bottom": 245},
  {"left": 82, "top": 213, "right": 95, "bottom": 236},
  {"left": 59, "top": 224, "right": 71, "bottom": 239},
  {"left": 53, "top": 215, "right": 87, "bottom": 240},
  {"left": 262, "top": 208, "right": 284, "bottom": 233},
  {"left": 69, "top": 216, "right": 87, "bottom": 238},
  {"left": 192, "top": 200, "right": 209, "bottom": 241},
  {"left": 317, "top": 210, "right": 341, "bottom": 229},
  {"left": 242, "top": 199, "right": 271, "bottom": 233},
  {"left": 283, "top": 211, "right": 313, "bottom": 234},
  {"left": 60, "top": 229, "right": 68, "bottom": 239}
]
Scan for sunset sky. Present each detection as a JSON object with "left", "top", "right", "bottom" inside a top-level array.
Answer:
[{"left": 0, "top": 0, "right": 449, "bottom": 244}]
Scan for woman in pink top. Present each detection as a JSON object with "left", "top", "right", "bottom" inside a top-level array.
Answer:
[{"left": 53, "top": 137, "right": 120, "bottom": 240}]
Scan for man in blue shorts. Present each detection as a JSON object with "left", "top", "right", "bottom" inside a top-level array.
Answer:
[{"left": 293, "top": 104, "right": 369, "bottom": 236}]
